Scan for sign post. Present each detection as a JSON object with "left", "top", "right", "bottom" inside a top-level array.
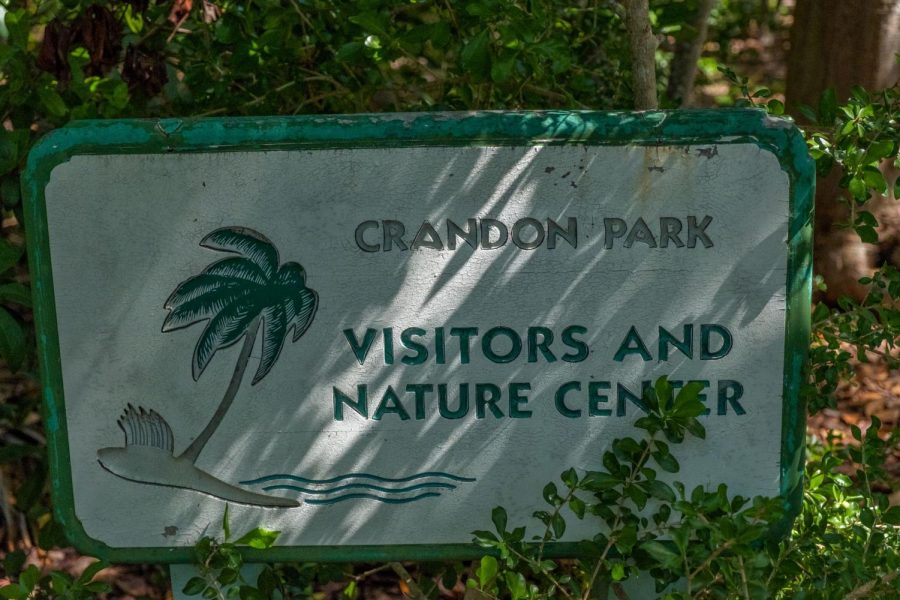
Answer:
[{"left": 24, "top": 111, "right": 813, "bottom": 567}]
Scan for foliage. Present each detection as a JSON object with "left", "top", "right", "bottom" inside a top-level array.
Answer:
[
  {"left": 180, "top": 506, "right": 284, "bottom": 600},
  {"left": 467, "top": 378, "right": 787, "bottom": 599},
  {"left": 0, "top": 554, "right": 110, "bottom": 599},
  {"left": 464, "top": 380, "right": 899, "bottom": 599},
  {"left": 719, "top": 65, "right": 900, "bottom": 415}
]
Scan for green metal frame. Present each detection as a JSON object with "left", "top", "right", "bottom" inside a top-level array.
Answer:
[{"left": 22, "top": 110, "right": 814, "bottom": 564}]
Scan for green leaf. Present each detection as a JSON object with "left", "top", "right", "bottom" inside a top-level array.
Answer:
[
  {"left": 343, "top": 580, "right": 358, "bottom": 600},
  {"left": 866, "top": 140, "right": 895, "bottom": 162},
  {"left": 818, "top": 88, "right": 837, "bottom": 124},
  {"left": 490, "top": 53, "right": 516, "bottom": 83},
  {"left": 849, "top": 176, "right": 868, "bottom": 201},
  {"left": 551, "top": 512, "right": 566, "bottom": 537},
  {"left": 670, "top": 526, "right": 690, "bottom": 553},
  {"left": 798, "top": 105, "right": 818, "bottom": 123},
  {"left": 675, "top": 380, "right": 703, "bottom": 405},
  {"left": 3, "top": 551, "right": 25, "bottom": 577},
  {"left": 626, "top": 484, "right": 648, "bottom": 510},
  {"left": 645, "top": 479, "right": 676, "bottom": 503},
  {"left": 348, "top": 12, "right": 388, "bottom": 37},
  {"left": 19, "top": 566, "right": 40, "bottom": 592},
  {"left": 460, "top": 30, "right": 491, "bottom": 80},
  {"left": 641, "top": 540, "right": 681, "bottom": 569},
  {"left": 77, "top": 560, "right": 107, "bottom": 584},
  {"left": 491, "top": 505, "right": 507, "bottom": 534},
  {"left": 654, "top": 376, "right": 672, "bottom": 408},
  {"left": 684, "top": 417, "right": 705, "bottom": 439},
  {"left": 883, "top": 505, "right": 900, "bottom": 525},
  {"left": 222, "top": 505, "right": 231, "bottom": 540},
  {"left": 568, "top": 495, "right": 586, "bottom": 519},
  {"left": 182, "top": 577, "right": 207, "bottom": 595},
  {"left": 611, "top": 562, "right": 626, "bottom": 581},
  {"left": 234, "top": 527, "right": 279, "bottom": 549},
  {"left": 503, "top": 572, "right": 527, "bottom": 600},
  {"left": 0, "top": 283, "right": 29, "bottom": 308},
  {"left": 653, "top": 450, "right": 679, "bottom": 473},
  {"left": 0, "top": 444, "right": 35, "bottom": 463},
  {"left": 219, "top": 568, "right": 239, "bottom": 585},
  {"left": 0, "top": 307, "right": 26, "bottom": 372},
  {"left": 477, "top": 555, "right": 498, "bottom": 588},
  {"left": 863, "top": 169, "right": 888, "bottom": 195},
  {"left": 0, "top": 240, "right": 23, "bottom": 274},
  {"left": 472, "top": 530, "right": 497, "bottom": 547},
  {"left": 542, "top": 482, "right": 559, "bottom": 505},
  {"left": 239, "top": 585, "right": 267, "bottom": 600},
  {"left": 0, "top": 585, "right": 28, "bottom": 600},
  {"left": 1, "top": 176, "right": 20, "bottom": 208},
  {"left": 560, "top": 467, "right": 578, "bottom": 489},
  {"left": 123, "top": 4, "right": 144, "bottom": 33},
  {"left": 855, "top": 225, "right": 878, "bottom": 244},
  {"left": 615, "top": 524, "right": 637, "bottom": 552},
  {"left": 767, "top": 99, "right": 784, "bottom": 116},
  {"left": 38, "top": 86, "right": 68, "bottom": 119},
  {"left": 82, "top": 581, "right": 112, "bottom": 593},
  {"left": 581, "top": 471, "right": 620, "bottom": 490}
]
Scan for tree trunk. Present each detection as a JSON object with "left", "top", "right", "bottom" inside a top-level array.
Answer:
[
  {"left": 180, "top": 317, "right": 261, "bottom": 463},
  {"left": 787, "top": 0, "right": 900, "bottom": 302},
  {"left": 624, "top": 0, "right": 659, "bottom": 110},
  {"left": 666, "top": 0, "right": 717, "bottom": 106}
]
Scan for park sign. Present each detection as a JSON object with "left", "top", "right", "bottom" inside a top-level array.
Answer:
[{"left": 24, "top": 110, "right": 813, "bottom": 563}]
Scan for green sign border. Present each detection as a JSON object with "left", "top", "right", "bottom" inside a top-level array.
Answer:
[{"left": 23, "top": 110, "right": 814, "bottom": 564}]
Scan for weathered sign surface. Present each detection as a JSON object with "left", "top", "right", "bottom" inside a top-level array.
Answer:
[{"left": 24, "top": 111, "right": 813, "bottom": 562}]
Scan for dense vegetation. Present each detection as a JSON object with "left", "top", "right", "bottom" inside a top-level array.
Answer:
[{"left": 0, "top": 1, "right": 898, "bottom": 598}]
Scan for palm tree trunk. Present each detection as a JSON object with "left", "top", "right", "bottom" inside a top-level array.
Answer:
[{"left": 179, "top": 317, "right": 261, "bottom": 463}]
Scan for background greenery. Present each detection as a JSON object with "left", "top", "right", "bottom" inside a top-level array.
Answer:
[{"left": 0, "top": 1, "right": 898, "bottom": 598}]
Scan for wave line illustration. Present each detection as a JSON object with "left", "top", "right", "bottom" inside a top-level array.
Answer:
[
  {"left": 262, "top": 482, "right": 456, "bottom": 495},
  {"left": 304, "top": 492, "right": 442, "bottom": 505},
  {"left": 240, "top": 471, "right": 476, "bottom": 486}
]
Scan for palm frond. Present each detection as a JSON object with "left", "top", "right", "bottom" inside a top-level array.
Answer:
[
  {"left": 277, "top": 263, "right": 317, "bottom": 343},
  {"left": 165, "top": 228, "right": 318, "bottom": 384},
  {"left": 162, "top": 288, "right": 254, "bottom": 332},
  {"left": 275, "top": 262, "right": 306, "bottom": 288},
  {"left": 192, "top": 301, "right": 259, "bottom": 380},
  {"left": 203, "top": 257, "right": 269, "bottom": 285},
  {"left": 290, "top": 288, "right": 318, "bottom": 343},
  {"left": 252, "top": 303, "right": 288, "bottom": 385},
  {"left": 201, "top": 227, "right": 278, "bottom": 279},
  {"left": 164, "top": 273, "right": 252, "bottom": 309}
]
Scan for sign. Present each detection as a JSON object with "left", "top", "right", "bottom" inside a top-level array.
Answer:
[{"left": 24, "top": 111, "right": 813, "bottom": 562}]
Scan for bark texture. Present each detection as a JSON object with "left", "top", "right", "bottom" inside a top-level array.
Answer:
[
  {"left": 666, "top": 0, "right": 717, "bottom": 106},
  {"left": 624, "top": 0, "right": 659, "bottom": 110},
  {"left": 787, "top": 0, "right": 900, "bottom": 302}
]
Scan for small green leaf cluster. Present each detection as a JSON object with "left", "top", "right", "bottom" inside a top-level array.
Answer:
[
  {"left": 181, "top": 506, "right": 282, "bottom": 600},
  {"left": 466, "top": 373, "right": 898, "bottom": 598},
  {"left": 766, "top": 425, "right": 900, "bottom": 596},
  {"left": 719, "top": 64, "right": 900, "bottom": 415},
  {"left": 715, "top": 65, "right": 785, "bottom": 115},
  {"left": 0, "top": 554, "right": 110, "bottom": 599},
  {"left": 804, "top": 81, "right": 899, "bottom": 412},
  {"left": 468, "top": 378, "right": 788, "bottom": 599},
  {"left": 0, "top": 237, "right": 29, "bottom": 373}
]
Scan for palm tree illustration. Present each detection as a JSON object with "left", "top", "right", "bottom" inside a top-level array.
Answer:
[{"left": 97, "top": 227, "right": 317, "bottom": 507}]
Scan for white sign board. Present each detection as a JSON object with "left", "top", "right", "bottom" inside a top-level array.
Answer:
[{"left": 24, "top": 112, "right": 812, "bottom": 561}]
